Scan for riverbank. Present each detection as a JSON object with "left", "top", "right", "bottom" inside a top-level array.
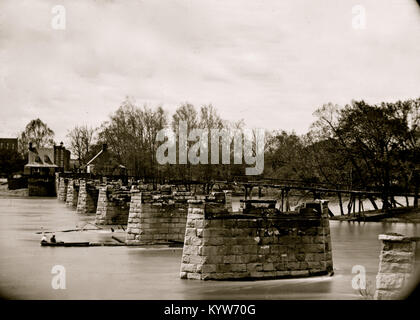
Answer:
[
  {"left": 330, "top": 206, "right": 420, "bottom": 223},
  {"left": 0, "top": 184, "right": 28, "bottom": 197}
]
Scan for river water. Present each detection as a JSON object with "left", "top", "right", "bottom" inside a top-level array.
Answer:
[{"left": 0, "top": 196, "right": 419, "bottom": 300}]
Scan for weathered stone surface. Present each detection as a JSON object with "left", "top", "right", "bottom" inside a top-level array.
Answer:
[
  {"left": 374, "top": 234, "right": 417, "bottom": 300},
  {"left": 76, "top": 179, "right": 99, "bottom": 214},
  {"left": 180, "top": 199, "right": 333, "bottom": 280},
  {"left": 65, "top": 179, "right": 79, "bottom": 208},
  {"left": 95, "top": 184, "right": 131, "bottom": 225},
  {"left": 374, "top": 289, "right": 401, "bottom": 300},
  {"left": 125, "top": 189, "right": 199, "bottom": 244},
  {"left": 379, "top": 263, "right": 413, "bottom": 274},
  {"left": 57, "top": 177, "right": 68, "bottom": 201},
  {"left": 376, "top": 273, "right": 406, "bottom": 290}
]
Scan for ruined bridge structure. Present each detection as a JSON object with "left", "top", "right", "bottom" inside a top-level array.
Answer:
[
  {"left": 374, "top": 233, "right": 420, "bottom": 300},
  {"left": 95, "top": 183, "right": 132, "bottom": 225},
  {"left": 77, "top": 179, "right": 100, "bottom": 214},
  {"left": 53, "top": 174, "right": 420, "bottom": 288},
  {"left": 180, "top": 198, "right": 333, "bottom": 280},
  {"left": 57, "top": 176, "right": 101, "bottom": 214},
  {"left": 126, "top": 188, "right": 232, "bottom": 245},
  {"left": 55, "top": 174, "right": 334, "bottom": 281},
  {"left": 57, "top": 176, "right": 134, "bottom": 225},
  {"left": 56, "top": 174, "right": 204, "bottom": 233}
]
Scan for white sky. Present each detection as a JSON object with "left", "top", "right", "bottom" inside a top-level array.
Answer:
[{"left": 0, "top": 0, "right": 419, "bottom": 145}]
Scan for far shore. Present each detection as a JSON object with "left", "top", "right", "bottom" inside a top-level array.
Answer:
[
  {"left": 329, "top": 206, "right": 420, "bottom": 223},
  {"left": 1, "top": 184, "right": 419, "bottom": 223},
  {"left": 0, "top": 184, "right": 28, "bottom": 197}
]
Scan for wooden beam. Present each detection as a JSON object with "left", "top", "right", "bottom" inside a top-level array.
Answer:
[
  {"left": 285, "top": 189, "right": 290, "bottom": 211},
  {"left": 281, "top": 189, "right": 284, "bottom": 212},
  {"left": 338, "top": 192, "right": 344, "bottom": 216}
]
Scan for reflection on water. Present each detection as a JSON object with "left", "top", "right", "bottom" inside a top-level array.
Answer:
[{"left": 0, "top": 196, "right": 419, "bottom": 300}]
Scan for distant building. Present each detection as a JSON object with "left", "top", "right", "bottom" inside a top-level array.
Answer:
[
  {"left": 0, "top": 138, "right": 18, "bottom": 151},
  {"left": 85, "top": 144, "right": 108, "bottom": 174},
  {"left": 85, "top": 144, "right": 126, "bottom": 176},
  {"left": 54, "top": 142, "right": 71, "bottom": 171},
  {"left": 0, "top": 138, "right": 22, "bottom": 180},
  {"left": 24, "top": 142, "right": 71, "bottom": 196},
  {"left": 24, "top": 142, "right": 71, "bottom": 176}
]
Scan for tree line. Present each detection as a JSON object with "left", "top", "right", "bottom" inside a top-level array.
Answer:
[
  {"left": 266, "top": 99, "right": 419, "bottom": 209},
  {"left": 6, "top": 97, "right": 419, "bottom": 209}
]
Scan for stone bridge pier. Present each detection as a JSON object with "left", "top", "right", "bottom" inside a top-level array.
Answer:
[
  {"left": 55, "top": 173, "right": 60, "bottom": 196},
  {"left": 57, "top": 177, "right": 69, "bottom": 202},
  {"left": 125, "top": 190, "right": 232, "bottom": 245},
  {"left": 374, "top": 234, "right": 419, "bottom": 300},
  {"left": 95, "top": 184, "right": 131, "bottom": 225},
  {"left": 126, "top": 189, "right": 194, "bottom": 245},
  {"left": 180, "top": 199, "right": 333, "bottom": 280},
  {"left": 65, "top": 178, "right": 80, "bottom": 208},
  {"left": 76, "top": 179, "right": 100, "bottom": 214}
]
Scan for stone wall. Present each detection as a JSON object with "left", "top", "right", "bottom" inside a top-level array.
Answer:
[
  {"left": 95, "top": 184, "right": 131, "bottom": 225},
  {"left": 180, "top": 199, "right": 333, "bottom": 280},
  {"left": 57, "top": 177, "right": 68, "bottom": 201},
  {"left": 126, "top": 190, "right": 232, "bottom": 245},
  {"left": 55, "top": 173, "right": 60, "bottom": 196},
  {"left": 374, "top": 234, "right": 418, "bottom": 300},
  {"left": 125, "top": 189, "right": 196, "bottom": 245},
  {"left": 76, "top": 179, "right": 99, "bottom": 214},
  {"left": 65, "top": 179, "right": 79, "bottom": 208}
]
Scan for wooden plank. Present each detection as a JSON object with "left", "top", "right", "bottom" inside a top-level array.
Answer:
[
  {"left": 281, "top": 189, "right": 284, "bottom": 212},
  {"left": 337, "top": 192, "right": 344, "bottom": 215}
]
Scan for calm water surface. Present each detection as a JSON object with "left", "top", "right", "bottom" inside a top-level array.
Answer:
[{"left": 0, "top": 196, "right": 419, "bottom": 299}]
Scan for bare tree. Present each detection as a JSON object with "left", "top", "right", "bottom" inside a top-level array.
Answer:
[
  {"left": 67, "top": 125, "right": 96, "bottom": 166},
  {"left": 171, "top": 103, "right": 199, "bottom": 181},
  {"left": 18, "top": 118, "right": 55, "bottom": 156},
  {"left": 98, "top": 98, "right": 167, "bottom": 178}
]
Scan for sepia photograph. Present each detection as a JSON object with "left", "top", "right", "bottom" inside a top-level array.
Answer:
[{"left": 0, "top": 0, "right": 420, "bottom": 311}]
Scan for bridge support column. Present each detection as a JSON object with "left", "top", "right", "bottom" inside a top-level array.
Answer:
[
  {"left": 374, "top": 234, "right": 417, "bottom": 300},
  {"left": 95, "top": 184, "right": 131, "bottom": 225},
  {"left": 76, "top": 179, "right": 98, "bottom": 214},
  {"left": 66, "top": 179, "right": 79, "bottom": 208},
  {"left": 126, "top": 189, "right": 195, "bottom": 245},
  {"left": 180, "top": 199, "right": 333, "bottom": 280},
  {"left": 55, "top": 173, "right": 60, "bottom": 196},
  {"left": 57, "top": 177, "right": 68, "bottom": 202}
]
